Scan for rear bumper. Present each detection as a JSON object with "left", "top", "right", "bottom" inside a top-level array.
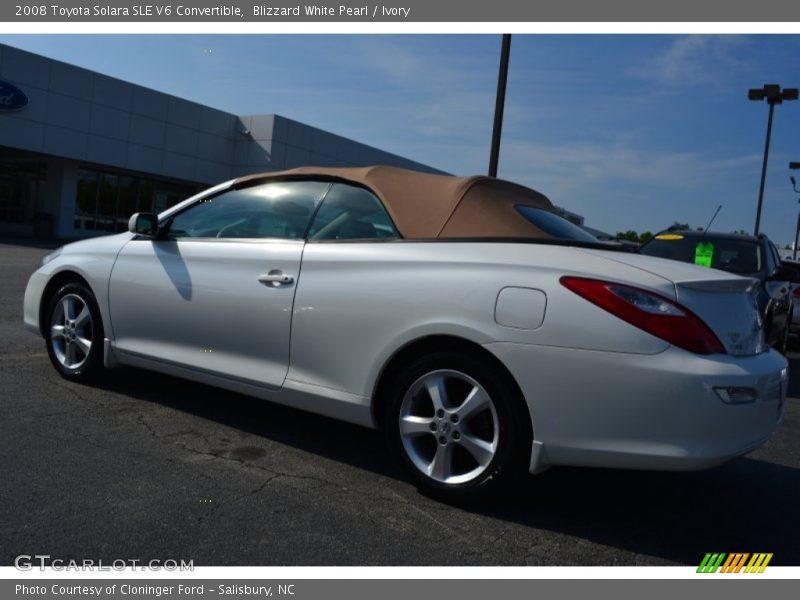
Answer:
[{"left": 485, "top": 343, "right": 787, "bottom": 473}]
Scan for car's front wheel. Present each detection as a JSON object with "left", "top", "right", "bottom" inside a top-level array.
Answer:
[
  {"left": 385, "top": 351, "right": 530, "bottom": 499},
  {"left": 44, "top": 282, "right": 104, "bottom": 381}
]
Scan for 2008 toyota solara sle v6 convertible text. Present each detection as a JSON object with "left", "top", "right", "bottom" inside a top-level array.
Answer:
[{"left": 23, "top": 166, "right": 788, "bottom": 497}]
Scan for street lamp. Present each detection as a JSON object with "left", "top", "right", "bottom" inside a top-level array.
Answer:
[
  {"left": 488, "top": 34, "right": 511, "bottom": 178},
  {"left": 748, "top": 84, "right": 799, "bottom": 236},
  {"left": 790, "top": 162, "right": 800, "bottom": 260}
]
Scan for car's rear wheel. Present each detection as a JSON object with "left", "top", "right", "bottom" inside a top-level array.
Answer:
[
  {"left": 45, "top": 282, "right": 104, "bottom": 381},
  {"left": 385, "top": 352, "right": 529, "bottom": 499}
]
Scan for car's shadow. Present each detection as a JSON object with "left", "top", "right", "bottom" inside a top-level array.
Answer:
[{"left": 94, "top": 365, "right": 800, "bottom": 566}]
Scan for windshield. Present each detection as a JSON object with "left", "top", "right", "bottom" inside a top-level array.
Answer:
[
  {"left": 515, "top": 205, "right": 599, "bottom": 242},
  {"left": 639, "top": 234, "right": 762, "bottom": 275}
]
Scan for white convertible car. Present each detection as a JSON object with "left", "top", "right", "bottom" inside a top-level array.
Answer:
[{"left": 24, "top": 166, "right": 787, "bottom": 497}]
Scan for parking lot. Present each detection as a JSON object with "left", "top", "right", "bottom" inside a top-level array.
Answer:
[{"left": 1, "top": 238, "right": 798, "bottom": 566}]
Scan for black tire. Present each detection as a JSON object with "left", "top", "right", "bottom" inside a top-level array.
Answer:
[
  {"left": 787, "top": 332, "right": 797, "bottom": 353},
  {"left": 44, "top": 281, "right": 105, "bottom": 381},
  {"left": 384, "top": 351, "right": 530, "bottom": 500},
  {"left": 780, "top": 321, "right": 791, "bottom": 355},
  {"left": 776, "top": 310, "right": 791, "bottom": 355}
]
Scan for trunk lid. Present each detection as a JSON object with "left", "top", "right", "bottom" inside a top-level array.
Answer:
[{"left": 579, "top": 249, "right": 765, "bottom": 356}]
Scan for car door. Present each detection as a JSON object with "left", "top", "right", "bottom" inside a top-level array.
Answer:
[
  {"left": 288, "top": 182, "right": 403, "bottom": 395},
  {"left": 109, "top": 179, "right": 331, "bottom": 388}
]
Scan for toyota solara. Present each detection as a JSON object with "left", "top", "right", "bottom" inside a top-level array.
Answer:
[{"left": 23, "top": 166, "right": 788, "bottom": 497}]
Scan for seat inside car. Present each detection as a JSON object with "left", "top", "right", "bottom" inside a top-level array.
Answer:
[
  {"left": 336, "top": 220, "right": 377, "bottom": 239},
  {"left": 717, "top": 247, "right": 758, "bottom": 274}
]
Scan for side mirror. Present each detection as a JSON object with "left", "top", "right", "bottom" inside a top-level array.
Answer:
[{"left": 128, "top": 213, "right": 159, "bottom": 238}]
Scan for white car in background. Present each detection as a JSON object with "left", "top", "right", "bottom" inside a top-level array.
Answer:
[{"left": 23, "top": 166, "right": 788, "bottom": 498}]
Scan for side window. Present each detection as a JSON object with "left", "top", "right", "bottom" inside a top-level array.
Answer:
[
  {"left": 166, "top": 181, "right": 330, "bottom": 240},
  {"left": 763, "top": 241, "right": 776, "bottom": 275},
  {"left": 771, "top": 242, "right": 782, "bottom": 267},
  {"left": 307, "top": 183, "right": 399, "bottom": 240}
]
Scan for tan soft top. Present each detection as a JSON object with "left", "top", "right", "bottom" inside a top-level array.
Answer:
[{"left": 234, "top": 165, "right": 556, "bottom": 239}]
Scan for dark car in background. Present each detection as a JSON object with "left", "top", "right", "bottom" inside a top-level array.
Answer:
[
  {"left": 780, "top": 258, "right": 800, "bottom": 339},
  {"left": 639, "top": 231, "right": 795, "bottom": 354}
]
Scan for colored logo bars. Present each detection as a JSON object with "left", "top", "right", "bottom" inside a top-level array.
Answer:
[{"left": 697, "top": 553, "right": 773, "bottom": 573}]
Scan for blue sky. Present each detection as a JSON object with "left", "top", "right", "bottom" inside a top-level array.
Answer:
[{"left": 4, "top": 34, "right": 800, "bottom": 244}]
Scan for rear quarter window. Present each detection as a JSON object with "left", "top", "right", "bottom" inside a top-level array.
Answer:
[{"left": 515, "top": 205, "right": 598, "bottom": 242}]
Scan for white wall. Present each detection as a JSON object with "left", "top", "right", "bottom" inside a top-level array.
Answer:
[{"left": 0, "top": 44, "right": 239, "bottom": 185}]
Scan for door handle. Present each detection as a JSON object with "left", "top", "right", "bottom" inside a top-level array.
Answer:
[{"left": 258, "top": 270, "right": 294, "bottom": 286}]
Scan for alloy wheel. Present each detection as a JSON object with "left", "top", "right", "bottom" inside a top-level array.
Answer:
[
  {"left": 398, "top": 369, "right": 499, "bottom": 485},
  {"left": 50, "top": 293, "right": 93, "bottom": 370}
]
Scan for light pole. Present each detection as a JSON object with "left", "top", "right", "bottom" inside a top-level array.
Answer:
[
  {"left": 748, "top": 84, "right": 798, "bottom": 236},
  {"left": 488, "top": 34, "right": 511, "bottom": 178},
  {"left": 792, "top": 162, "right": 800, "bottom": 260}
]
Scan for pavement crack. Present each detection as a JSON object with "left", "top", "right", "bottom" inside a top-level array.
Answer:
[
  {"left": 136, "top": 414, "right": 158, "bottom": 437},
  {"left": 196, "top": 473, "right": 281, "bottom": 526},
  {"left": 485, "top": 528, "right": 510, "bottom": 548},
  {"left": 382, "top": 487, "right": 482, "bottom": 554},
  {"left": 50, "top": 379, "right": 115, "bottom": 411}
]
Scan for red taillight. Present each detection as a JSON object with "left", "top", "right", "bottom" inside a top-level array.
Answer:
[
  {"left": 793, "top": 286, "right": 800, "bottom": 299},
  {"left": 560, "top": 276, "right": 726, "bottom": 355}
]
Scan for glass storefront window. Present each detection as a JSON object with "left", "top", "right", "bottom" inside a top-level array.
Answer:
[
  {"left": 73, "top": 167, "right": 198, "bottom": 233},
  {"left": 96, "top": 173, "right": 119, "bottom": 232},
  {"left": 117, "top": 176, "right": 139, "bottom": 232},
  {"left": 75, "top": 169, "right": 99, "bottom": 230},
  {"left": 0, "top": 162, "right": 45, "bottom": 224},
  {"left": 138, "top": 180, "right": 155, "bottom": 214}
]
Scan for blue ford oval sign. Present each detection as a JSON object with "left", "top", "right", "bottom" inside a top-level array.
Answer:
[{"left": 0, "top": 79, "right": 28, "bottom": 112}]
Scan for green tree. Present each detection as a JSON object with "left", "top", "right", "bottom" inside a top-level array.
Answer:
[
  {"left": 616, "top": 230, "right": 640, "bottom": 242},
  {"left": 668, "top": 222, "right": 691, "bottom": 231}
]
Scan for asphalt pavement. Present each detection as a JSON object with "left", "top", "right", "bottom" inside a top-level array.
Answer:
[{"left": 1, "top": 238, "right": 798, "bottom": 566}]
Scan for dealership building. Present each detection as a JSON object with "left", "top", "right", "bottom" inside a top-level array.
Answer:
[{"left": 0, "top": 43, "right": 441, "bottom": 240}]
